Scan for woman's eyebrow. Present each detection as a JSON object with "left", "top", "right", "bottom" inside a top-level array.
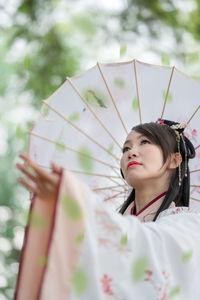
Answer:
[
  {"left": 123, "top": 135, "right": 146, "bottom": 146},
  {"left": 123, "top": 139, "right": 131, "bottom": 146}
]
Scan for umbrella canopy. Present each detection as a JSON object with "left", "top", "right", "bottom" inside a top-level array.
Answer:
[{"left": 28, "top": 60, "right": 200, "bottom": 209}]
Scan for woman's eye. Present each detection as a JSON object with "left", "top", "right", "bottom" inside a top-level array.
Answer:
[
  {"left": 122, "top": 147, "right": 130, "bottom": 153},
  {"left": 141, "top": 139, "right": 150, "bottom": 145}
]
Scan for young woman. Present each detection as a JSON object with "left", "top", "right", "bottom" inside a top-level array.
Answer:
[
  {"left": 119, "top": 119, "right": 195, "bottom": 221},
  {"left": 15, "top": 119, "right": 200, "bottom": 300}
]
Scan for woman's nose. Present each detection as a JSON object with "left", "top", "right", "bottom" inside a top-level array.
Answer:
[{"left": 128, "top": 148, "right": 137, "bottom": 158}]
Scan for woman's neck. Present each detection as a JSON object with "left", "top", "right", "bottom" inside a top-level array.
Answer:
[{"left": 134, "top": 183, "right": 169, "bottom": 214}]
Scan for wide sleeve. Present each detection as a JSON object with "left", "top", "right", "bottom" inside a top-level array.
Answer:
[{"left": 15, "top": 170, "right": 200, "bottom": 300}]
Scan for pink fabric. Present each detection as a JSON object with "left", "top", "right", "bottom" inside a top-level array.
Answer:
[
  {"left": 15, "top": 170, "right": 86, "bottom": 300},
  {"left": 14, "top": 193, "right": 58, "bottom": 300},
  {"left": 40, "top": 170, "right": 86, "bottom": 300},
  {"left": 136, "top": 200, "right": 175, "bottom": 222},
  {"left": 125, "top": 196, "right": 175, "bottom": 222}
]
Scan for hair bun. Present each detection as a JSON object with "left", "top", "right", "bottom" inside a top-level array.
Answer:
[{"left": 156, "top": 119, "right": 196, "bottom": 159}]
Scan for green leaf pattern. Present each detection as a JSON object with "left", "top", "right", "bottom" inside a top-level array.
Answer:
[
  {"left": 72, "top": 267, "right": 88, "bottom": 296},
  {"left": 77, "top": 147, "right": 94, "bottom": 172},
  {"left": 162, "top": 90, "right": 173, "bottom": 103},
  {"left": 107, "top": 143, "right": 114, "bottom": 154},
  {"left": 120, "top": 44, "right": 127, "bottom": 57},
  {"left": 61, "top": 194, "right": 83, "bottom": 221},
  {"left": 56, "top": 141, "right": 66, "bottom": 152},
  {"left": 29, "top": 211, "right": 49, "bottom": 229},
  {"left": 182, "top": 250, "right": 193, "bottom": 262},
  {"left": 131, "top": 256, "right": 148, "bottom": 282},
  {"left": 83, "top": 88, "right": 107, "bottom": 108},
  {"left": 120, "top": 234, "right": 128, "bottom": 247},
  {"left": 114, "top": 77, "right": 125, "bottom": 89},
  {"left": 169, "top": 285, "right": 181, "bottom": 298},
  {"left": 38, "top": 255, "right": 48, "bottom": 266},
  {"left": 16, "top": 125, "right": 25, "bottom": 140},
  {"left": 75, "top": 232, "right": 85, "bottom": 244},
  {"left": 42, "top": 105, "right": 50, "bottom": 118},
  {"left": 132, "top": 96, "right": 139, "bottom": 111},
  {"left": 68, "top": 112, "right": 80, "bottom": 123},
  {"left": 161, "top": 53, "right": 170, "bottom": 66}
]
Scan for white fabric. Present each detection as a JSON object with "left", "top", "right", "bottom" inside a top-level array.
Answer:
[{"left": 61, "top": 172, "right": 200, "bottom": 299}]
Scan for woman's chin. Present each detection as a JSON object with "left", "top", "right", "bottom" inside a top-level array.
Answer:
[{"left": 125, "top": 175, "right": 144, "bottom": 187}]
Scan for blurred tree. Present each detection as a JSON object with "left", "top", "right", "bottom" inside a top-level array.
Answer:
[
  {"left": 0, "top": 1, "right": 98, "bottom": 299},
  {"left": 99, "top": 0, "right": 200, "bottom": 72},
  {"left": 119, "top": 0, "right": 181, "bottom": 38}
]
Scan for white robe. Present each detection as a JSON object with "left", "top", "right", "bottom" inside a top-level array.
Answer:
[{"left": 15, "top": 170, "right": 200, "bottom": 300}]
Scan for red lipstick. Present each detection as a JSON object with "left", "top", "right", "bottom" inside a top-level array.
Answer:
[{"left": 127, "top": 161, "right": 142, "bottom": 169}]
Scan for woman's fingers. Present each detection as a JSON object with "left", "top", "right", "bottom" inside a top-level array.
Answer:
[
  {"left": 51, "top": 162, "right": 62, "bottom": 174},
  {"left": 18, "top": 177, "right": 38, "bottom": 194},
  {"left": 18, "top": 153, "right": 55, "bottom": 182},
  {"left": 17, "top": 154, "right": 61, "bottom": 201},
  {"left": 16, "top": 163, "right": 37, "bottom": 182},
  {"left": 18, "top": 152, "right": 31, "bottom": 164}
]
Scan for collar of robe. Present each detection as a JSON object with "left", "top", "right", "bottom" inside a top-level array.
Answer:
[{"left": 130, "top": 191, "right": 176, "bottom": 222}]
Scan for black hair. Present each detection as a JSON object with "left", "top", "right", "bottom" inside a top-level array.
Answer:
[{"left": 119, "top": 120, "right": 196, "bottom": 221}]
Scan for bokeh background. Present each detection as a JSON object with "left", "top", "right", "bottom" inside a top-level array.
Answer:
[{"left": 1, "top": 0, "right": 200, "bottom": 298}]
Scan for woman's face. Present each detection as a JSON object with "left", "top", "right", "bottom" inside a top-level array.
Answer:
[{"left": 120, "top": 130, "right": 167, "bottom": 187}]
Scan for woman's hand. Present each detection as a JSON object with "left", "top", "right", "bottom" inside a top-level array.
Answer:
[{"left": 16, "top": 153, "right": 62, "bottom": 202}]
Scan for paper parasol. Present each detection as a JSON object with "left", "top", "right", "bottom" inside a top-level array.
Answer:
[{"left": 28, "top": 60, "right": 200, "bottom": 209}]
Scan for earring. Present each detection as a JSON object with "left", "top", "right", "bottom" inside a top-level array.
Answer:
[
  {"left": 180, "top": 133, "right": 188, "bottom": 177},
  {"left": 176, "top": 133, "right": 182, "bottom": 186}
]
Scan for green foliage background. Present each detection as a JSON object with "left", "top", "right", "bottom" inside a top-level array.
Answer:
[{"left": 1, "top": 0, "right": 200, "bottom": 298}]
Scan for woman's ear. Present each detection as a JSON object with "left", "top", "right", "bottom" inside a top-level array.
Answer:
[{"left": 168, "top": 152, "right": 182, "bottom": 170}]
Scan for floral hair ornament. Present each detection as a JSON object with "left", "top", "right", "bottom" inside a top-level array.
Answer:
[
  {"left": 156, "top": 118, "right": 187, "bottom": 131},
  {"left": 156, "top": 118, "right": 188, "bottom": 186}
]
